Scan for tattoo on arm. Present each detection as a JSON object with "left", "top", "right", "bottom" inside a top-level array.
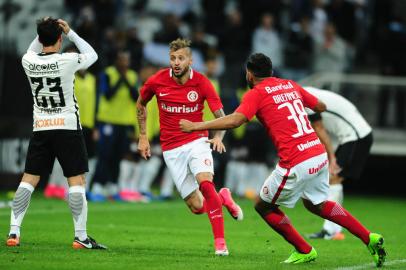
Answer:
[
  {"left": 212, "top": 109, "right": 226, "bottom": 139},
  {"left": 137, "top": 100, "right": 147, "bottom": 136}
]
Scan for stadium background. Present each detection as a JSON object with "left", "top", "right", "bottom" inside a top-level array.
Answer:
[{"left": 0, "top": 0, "right": 406, "bottom": 197}]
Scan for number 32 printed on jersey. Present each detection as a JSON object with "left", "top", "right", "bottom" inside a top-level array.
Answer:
[
  {"left": 29, "top": 77, "right": 66, "bottom": 108},
  {"left": 278, "top": 99, "right": 314, "bottom": 138}
]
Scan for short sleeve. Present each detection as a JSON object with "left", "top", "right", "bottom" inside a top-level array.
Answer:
[
  {"left": 294, "top": 82, "right": 319, "bottom": 109},
  {"left": 140, "top": 78, "right": 156, "bottom": 102},
  {"left": 235, "top": 90, "right": 261, "bottom": 120},
  {"left": 202, "top": 77, "right": 223, "bottom": 112}
]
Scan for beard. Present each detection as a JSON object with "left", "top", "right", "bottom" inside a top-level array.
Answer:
[
  {"left": 246, "top": 76, "right": 254, "bottom": 89},
  {"left": 173, "top": 66, "right": 189, "bottom": 78}
]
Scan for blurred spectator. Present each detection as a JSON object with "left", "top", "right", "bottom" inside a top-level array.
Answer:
[
  {"left": 126, "top": 26, "right": 144, "bottom": 71},
  {"left": 190, "top": 24, "right": 216, "bottom": 60},
  {"left": 251, "top": 13, "right": 283, "bottom": 71},
  {"left": 219, "top": 8, "right": 250, "bottom": 90},
  {"left": 201, "top": 0, "right": 226, "bottom": 37},
  {"left": 326, "top": 0, "right": 357, "bottom": 45},
  {"left": 284, "top": 16, "right": 314, "bottom": 80},
  {"left": 376, "top": 15, "right": 406, "bottom": 128},
  {"left": 310, "top": 0, "right": 328, "bottom": 43},
  {"left": 313, "top": 23, "right": 347, "bottom": 73},
  {"left": 154, "top": 14, "right": 182, "bottom": 44},
  {"left": 90, "top": 51, "right": 139, "bottom": 201}
]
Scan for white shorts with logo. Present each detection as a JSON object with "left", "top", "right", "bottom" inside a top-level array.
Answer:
[
  {"left": 163, "top": 137, "right": 214, "bottom": 199},
  {"left": 260, "top": 153, "right": 329, "bottom": 208}
]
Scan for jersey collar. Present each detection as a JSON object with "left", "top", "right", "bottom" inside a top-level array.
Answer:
[{"left": 38, "top": 52, "right": 58, "bottom": 56}]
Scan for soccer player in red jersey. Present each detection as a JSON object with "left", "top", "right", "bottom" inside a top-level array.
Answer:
[
  {"left": 136, "top": 38, "right": 243, "bottom": 256},
  {"left": 180, "top": 53, "right": 386, "bottom": 266}
]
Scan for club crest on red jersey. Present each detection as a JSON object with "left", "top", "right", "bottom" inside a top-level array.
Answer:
[{"left": 187, "top": 90, "right": 198, "bottom": 102}]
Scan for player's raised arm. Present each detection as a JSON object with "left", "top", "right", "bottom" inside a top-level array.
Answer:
[
  {"left": 27, "top": 35, "right": 43, "bottom": 53},
  {"left": 180, "top": 112, "right": 248, "bottom": 133},
  {"left": 136, "top": 96, "right": 151, "bottom": 160},
  {"left": 58, "top": 19, "right": 98, "bottom": 69}
]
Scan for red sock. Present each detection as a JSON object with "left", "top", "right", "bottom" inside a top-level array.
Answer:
[
  {"left": 319, "top": 201, "right": 370, "bottom": 244},
  {"left": 192, "top": 199, "right": 206, "bottom": 215},
  {"left": 199, "top": 181, "right": 224, "bottom": 240},
  {"left": 262, "top": 208, "right": 312, "bottom": 254}
]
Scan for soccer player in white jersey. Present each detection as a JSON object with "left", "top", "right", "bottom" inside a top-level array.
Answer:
[
  {"left": 303, "top": 87, "right": 373, "bottom": 240},
  {"left": 6, "top": 17, "right": 106, "bottom": 249}
]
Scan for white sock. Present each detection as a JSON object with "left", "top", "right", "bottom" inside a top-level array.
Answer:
[
  {"left": 10, "top": 182, "right": 35, "bottom": 237},
  {"left": 68, "top": 186, "right": 88, "bottom": 241},
  {"left": 160, "top": 168, "right": 174, "bottom": 197},
  {"left": 323, "top": 184, "right": 344, "bottom": 234},
  {"left": 118, "top": 159, "right": 135, "bottom": 191},
  {"left": 138, "top": 156, "right": 162, "bottom": 193}
]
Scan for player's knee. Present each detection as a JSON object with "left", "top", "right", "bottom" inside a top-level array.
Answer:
[
  {"left": 255, "top": 200, "right": 271, "bottom": 216},
  {"left": 302, "top": 199, "right": 322, "bottom": 214},
  {"left": 195, "top": 172, "right": 213, "bottom": 183}
]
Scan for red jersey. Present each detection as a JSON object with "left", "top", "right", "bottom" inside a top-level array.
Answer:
[
  {"left": 140, "top": 68, "right": 223, "bottom": 151},
  {"left": 236, "top": 77, "right": 325, "bottom": 168}
]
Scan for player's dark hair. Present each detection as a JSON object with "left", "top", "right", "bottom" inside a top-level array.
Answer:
[
  {"left": 37, "top": 17, "right": 62, "bottom": 46},
  {"left": 246, "top": 53, "right": 273, "bottom": 78}
]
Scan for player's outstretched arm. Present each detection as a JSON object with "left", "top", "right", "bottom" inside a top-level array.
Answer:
[
  {"left": 180, "top": 112, "right": 247, "bottom": 133},
  {"left": 58, "top": 19, "right": 98, "bottom": 69},
  {"left": 312, "top": 100, "right": 326, "bottom": 113},
  {"left": 136, "top": 96, "right": 151, "bottom": 160}
]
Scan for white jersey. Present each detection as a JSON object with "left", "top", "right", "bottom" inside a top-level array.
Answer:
[
  {"left": 304, "top": 87, "right": 372, "bottom": 144},
  {"left": 22, "top": 30, "right": 98, "bottom": 131}
]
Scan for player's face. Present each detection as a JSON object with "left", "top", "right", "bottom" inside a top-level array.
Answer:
[
  {"left": 170, "top": 48, "right": 192, "bottom": 78},
  {"left": 246, "top": 69, "right": 254, "bottom": 89}
]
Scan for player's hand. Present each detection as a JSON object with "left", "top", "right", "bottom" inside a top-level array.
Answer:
[
  {"left": 329, "top": 157, "right": 342, "bottom": 176},
  {"left": 138, "top": 135, "right": 151, "bottom": 160},
  {"left": 57, "top": 19, "right": 71, "bottom": 34},
  {"left": 207, "top": 137, "right": 226, "bottom": 154},
  {"left": 179, "top": 119, "right": 195, "bottom": 133}
]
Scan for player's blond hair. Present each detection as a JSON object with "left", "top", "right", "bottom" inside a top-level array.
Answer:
[{"left": 169, "top": 38, "right": 192, "bottom": 53}]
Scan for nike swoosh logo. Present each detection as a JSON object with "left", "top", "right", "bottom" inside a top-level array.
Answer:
[
  {"left": 159, "top": 93, "right": 170, "bottom": 96},
  {"left": 209, "top": 209, "right": 219, "bottom": 214},
  {"left": 76, "top": 240, "right": 92, "bottom": 248}
]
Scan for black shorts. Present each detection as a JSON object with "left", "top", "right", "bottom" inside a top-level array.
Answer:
[
  {"left": 25, "top": 130, "right": 89, "bottom": 177},
  {"left": 82, "top": 127, "right": 96, "bottom": 158},
  {"left": 336, "top": 133, "right": 373, "bottom": 180}
]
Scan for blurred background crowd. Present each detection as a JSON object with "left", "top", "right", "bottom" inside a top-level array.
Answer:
[{"left": 1, "top": 0, "right": 406, "bottom": 202}]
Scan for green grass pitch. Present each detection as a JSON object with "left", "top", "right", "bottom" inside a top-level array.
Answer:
[{"left": 0, "top": 194, "right": 405, "bottom": 270}]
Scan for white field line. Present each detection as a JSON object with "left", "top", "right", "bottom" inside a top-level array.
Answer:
[{"left": 334, "top": 259, "right": 406, "bottom": 270}]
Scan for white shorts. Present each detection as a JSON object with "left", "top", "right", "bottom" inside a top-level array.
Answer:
[
  {"left": 162, "top": 137, "right": 214, "bottom": 199},
  {"left": 260, "top": 153, "right": 329, "bottom": 208}
]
